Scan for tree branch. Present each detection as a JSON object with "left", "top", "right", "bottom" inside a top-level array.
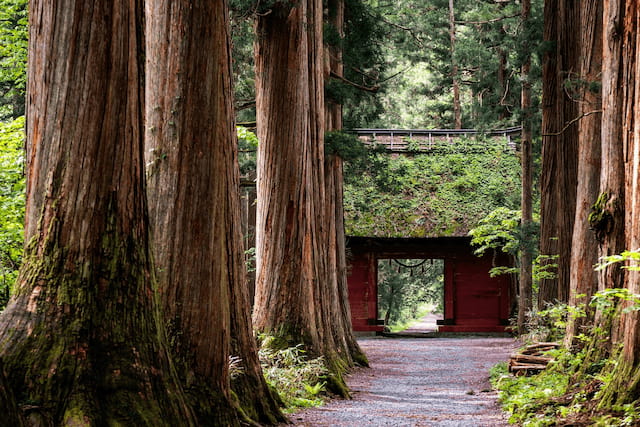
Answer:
[
  {"left": 330, "top": 71, "right": 380, "bottom": 93},
  {"left": 377, "top": 67, "right": 411, "bottom": 84},
  {"left": 455, "top": 13, "right": 520, "bottom": 25},
  {"left": 541, "top": 110, "right": 603, "bottom": 136},
  {"left": 500, "top": 71, "right": 515, "bottom": 106},
  {"left": 378, "top": 15, "right": 425, "bottom": 47},
  {"left": 235, "top": 99, "right": 256, "bottom": 111}
]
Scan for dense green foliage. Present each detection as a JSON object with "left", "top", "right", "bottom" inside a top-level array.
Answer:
[
  {"left": 377, "top": 258, "right": 443, "bottom": 329},
  {"left": 469, "top": 207, "right": 560, "bottom": 309},
  {"left": 0, "top": 116, "right": 24, "bottom": 310},
  {"left": 230, "top": 5, "right": 257, "bottom": 125},
  {"left": 336, "top": 0, "right": 388, "bottom": 128},
  {"left": 237, "top": 125, "right": 258, "bottom": 175},
  {"left": 469, "top": 207, "right": 523, "bottom": 259},
  {"left": 324, "top": 130, "right": 368, "bottom": 161},
  {"left": 0, "top": 0, "right": 27, "bottom": 120},
  {"left": 364, "top": 0, "right": 543, "bottom": 130},
  {"left": 229, "top": 0, "right": 545, "bottom": 131},
  {"left": 0, "top": 1, "right": 27, "bottom": 310},
  {"left": 343, "top": 136, "right": 521, "bottom": 237},
  {"left": 258, "top": 336, "right": 329, "bottom": 412}
]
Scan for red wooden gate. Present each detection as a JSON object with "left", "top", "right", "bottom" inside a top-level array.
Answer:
[{"left": 347, "top": 236, "right": 513, "bottom": 333}]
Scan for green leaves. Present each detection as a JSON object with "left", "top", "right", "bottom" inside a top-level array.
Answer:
[
  {"left": 596, "top": 249, "right": 640, "bottom": 272},
  {"left": 324, "top": 130, "right": 367, "bottom": 161},
  {"left": 258, "top": 338, "right": 329, "bottom": 412},
  {"left": 237, "top": 125, "right": 258, "bottom": 148},
  {"left": 343, "top": 139, "right": 521, "bottom": 239},
  {"left": 237, "top": 126, "right": 258, "bottom": 174},
  {"left": 0, "top": 116, "right": 25, "bottom": 309},
  {"left": 0, "top": 0, "right": 28, "bottom": 119},
  {"left": 590, "top": 288, "right": 640, "bottom": 316},
  {"left": 364, "top": 0, "right": 542, "bottom": 130},
  {"left": 468, "top": 207, "right": 522, "bottom": 256},
  {"left": 377, "top": 258, "right": 443, "bottom": 328},
  {"left": 492, "top": 355, "right": 571, "bottom": 426}
]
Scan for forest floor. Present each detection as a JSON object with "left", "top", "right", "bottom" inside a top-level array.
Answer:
[{"left": 289, "top": 333, "right": 517, "bottom": 426}]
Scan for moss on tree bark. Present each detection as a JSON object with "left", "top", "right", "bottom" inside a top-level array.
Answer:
[{"left": 0, "top": 0, "right": 196, "bottom": 423}]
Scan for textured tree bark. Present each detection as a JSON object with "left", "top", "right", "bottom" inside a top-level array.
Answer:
[
  {"left": 328, "top": 156, "right": 368, "bottom": 365},
  {"left": 565, "top": 0, "right": 603, "bottom": 344},
  {"left": 0, "top": 0, "right": 195, "bottom": 423},
  {"left": 598, "top": 0, "right": 640, "bottom": 406},
  {"left": 569, "top": 0, "right": 627, "bottom": 381},
  {"left": 144, "top": 1, "right": 282, "bottom": 424},
  {"left": 518, "top": 0, "right": 533, "bottom": 335},
  {"left": 593, "top": 0, "right": 626, "bottom": 299},
  {"left": 325, "top": 0, "right": 369, "bottom": 367},
  {"left": 254, "top": 0, "right": 323, "bottom": 354},
  {"left": 0, "top": 359, "right": 23, "bottom": 426},
  {"left": 253, "top": 0, "right": 359, "bottom": 395},
  {"left": 538, "top": 0, "right": 580, "bottom": 308}
]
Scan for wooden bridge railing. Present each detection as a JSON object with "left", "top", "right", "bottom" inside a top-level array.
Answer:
[{"left": 352, "top": 127, "right": 522, "bottom": 153}]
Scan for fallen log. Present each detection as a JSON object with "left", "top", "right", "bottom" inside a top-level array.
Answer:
[
  {"left": 509, "top": 363, "right": 548, "bottom": 375},
  {"left": 510, "top": 353, "right": 553, "bottom": 365},
  {"left": 523, "top": 342, "right": 559, "bottom": 353},
  {"left": 508, "top": 342, "right": 558, "bottom": 375}
]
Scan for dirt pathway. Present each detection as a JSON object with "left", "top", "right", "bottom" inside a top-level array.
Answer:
[{"left": 290, "top": 336, "right": 517, "bottom": 426}]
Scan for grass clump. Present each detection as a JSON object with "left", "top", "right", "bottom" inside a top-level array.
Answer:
[
  {"left": 491, "top": 356, "right": 571, "bottom": 426},
  {"left": 258, "top": 335, "right": 329, "bottom": 413}
]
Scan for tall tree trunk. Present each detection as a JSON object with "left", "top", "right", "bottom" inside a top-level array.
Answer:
[
  {"left": 598, "top": 0, "right": 640, "bottom": 406},
  {"left": 565, "top": 0, "right": 603, "bottom": 344},
  {"left": 592, "top": 0, "right": 626, "bottom": 299},
  {"left": 498, "top": 48, "right": 510, "bottom": 121},
  {"left": 0, "top": 0, "right": 195, "bottom": 423},
  {"left": 327, "top": 155, "right": 367, "bottom": 365},
  {"left": 325, "top": 0, "right": 368, "bottom": 367},
  {"left": 253, "top": 0, "right": 357, "bottom": 395},
  {"left": 518, "top": 0, "right": 533, "bottom": 335},
  {"left": 539, "top": 0, "right": 580, "bottom": 308},
  {"left": 144, "top": 1, "right": 283, "bottom": 424},
  {"left": 570, "top": 0, "right": 626, "bottom": 378},
  {"left": 449, "top": 0, "right": 462, "bottom": 129},
  {"left": 616, "top": 0, "right": 640, "bottom": 401}
]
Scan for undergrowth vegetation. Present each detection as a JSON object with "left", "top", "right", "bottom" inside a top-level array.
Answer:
[
  {"left": 492, "top": 283, "right": 640, "bottom": 426},
  {"left": 258, "top": 335, "right": 330, "bottom": 412}
]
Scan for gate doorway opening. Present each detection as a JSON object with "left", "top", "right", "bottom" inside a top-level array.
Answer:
[
  {"left": 377, "top": 258, "right": 444, "bottom": 332},
  {"left": 346, "top": 236, "right": 514, "bottom": 334}
]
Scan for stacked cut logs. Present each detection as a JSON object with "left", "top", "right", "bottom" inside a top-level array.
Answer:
[{"left": 508, "top": 342, "right": 559, "bottom": 375}]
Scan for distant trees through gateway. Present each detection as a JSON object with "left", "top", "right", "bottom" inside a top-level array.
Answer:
[{"left": 377, "top": 258, "right": 445, "bottom": 330}]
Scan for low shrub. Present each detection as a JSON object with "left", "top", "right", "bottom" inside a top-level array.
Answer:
[{"left": 258, "top": 335, "right": 329, "bottom": 412}]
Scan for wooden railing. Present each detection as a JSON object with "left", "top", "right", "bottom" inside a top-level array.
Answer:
[{"left": 352, "top": 127, "right": 522, "bottom": 153}]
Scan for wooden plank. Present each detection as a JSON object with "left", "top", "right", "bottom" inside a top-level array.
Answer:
[
  {"left": 525, "top": 342, "right": 559, "bottom": 350},
  {"left": 510, "top": 354, "right": 553, "bottom": 364}
]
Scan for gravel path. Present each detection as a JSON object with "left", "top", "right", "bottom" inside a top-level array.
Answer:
[{"left": 290, "top": 336, "right": 517, "bottom": 426}]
